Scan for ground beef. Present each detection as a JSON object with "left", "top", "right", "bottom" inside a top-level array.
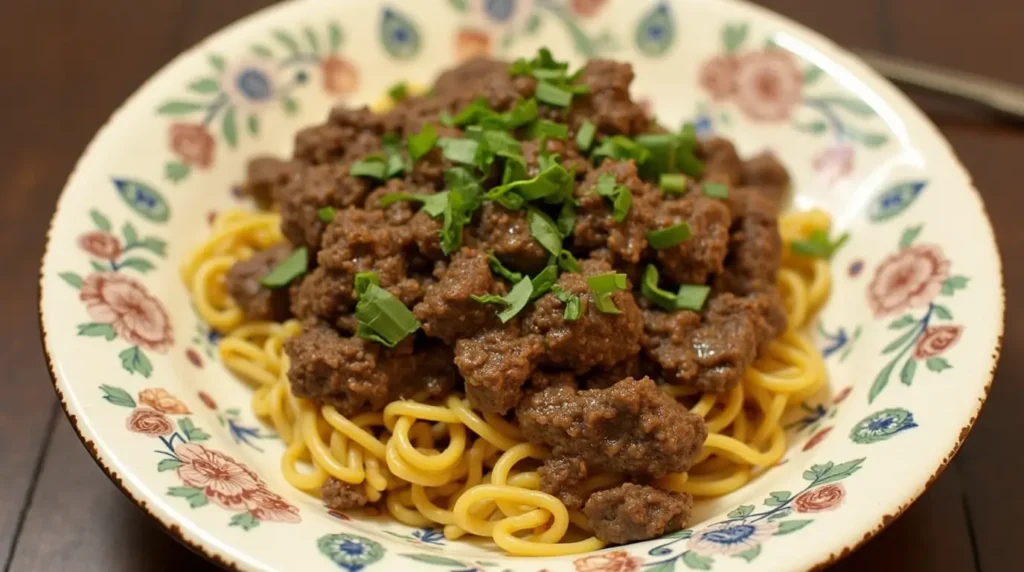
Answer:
[
  {"left": 538, "top": 456, "right": 589, "bottom": 510},
  {"left": 407, "top": 211, "right": 446, "bottom": 261},
  {"left": 521, "top": 138, "right": 591, "bottom": 180},
  {"left": 241, "top": 156, "right": 300, "bottom": 209},
  {"left": 286, "top": 321, "right": 456, "bottom": 414},
  {"left": 573, "top": 159, "right": 661, "bottom": 265},
  {"left": 224, "top": 244, "right": 293, "bottom": 322},
  {"left": 522, "top": 259, "right": 644, "bottom": 373},
  {"left": 697, "top": 137, "right": 743, "bottom": 187},
  {"left": 414, "top": 249, "right": 505, "bottom": 344},
  {"left": 321, "top": 478, "right": 370, "bottom": 510},
  {"left": 568, "top": 59, "right": 649, "bottom": 136},
  {"left": 583, "top": 356, "right": 642, "bottom": 390},
  {"left": 432, "top": 56, "right": 536, "bottom": 112},
  {"left": 473, "top": 202, "right": 550, "bottom": 274},
  {"left": 584, "top": 483, "right": 693, "bottom": 544},
  {"left": 718, "top": 187, "right": 784, "bottom": 296},
  {"left": 516, "top": 377, "right": 707, "bottom": 478},
  {"left": 455, "top": 322, "right": 544, "bottom": 414},
  {"left": 742, "top": 151, "right": 791, "bottom": 200},
  {"left": 642, "top": 293, "right": 781, "bottom": 392},
  {"left": 278, "top": 164, "right": 373, "bottom": 253},
  {"left": 651, "top": 195, "right": 732, "bottom": 285},
  {"left": 290, "top": 266, "right": 356, "bottom": 322}
]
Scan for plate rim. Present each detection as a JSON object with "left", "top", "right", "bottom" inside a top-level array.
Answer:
[{"left": 37, "top": 0, "right": 1006, "bottom": 569}]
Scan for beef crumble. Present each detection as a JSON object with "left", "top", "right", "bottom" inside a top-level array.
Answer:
[{"left": 220, "top": 50, "right": 810, "bottom": 543}]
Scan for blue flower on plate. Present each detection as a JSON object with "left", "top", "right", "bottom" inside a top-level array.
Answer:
[
  {"left": 483, "top": 0, "right": 517, "bottom": 22},
  {"left": 235, "top": 67, "right": 274, "bottom": 102},
  {"left": 850, "top": 408, "right": 918, "bottom": 444},
  {"left": 317, "top": 533, "right": 385, "bottom": 571}
]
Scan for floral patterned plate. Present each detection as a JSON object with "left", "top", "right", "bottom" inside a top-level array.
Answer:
[{"left": 39, "top": 0, "right": 1003, "bottom": 570}]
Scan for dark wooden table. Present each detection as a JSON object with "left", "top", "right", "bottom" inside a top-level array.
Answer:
[{"left": 2, "top": 1, "right": 1018, "bottom": 570}]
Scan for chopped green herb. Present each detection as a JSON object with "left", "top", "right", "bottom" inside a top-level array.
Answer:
[
  {"left": 497, "top": 277, "right": 534, "bottom": 322},
  {"left": 355, "top": 282, "right": 421, "bottom": 347},
  {"left": 676, "top": 147, "right": 704, "bottom": 178},
  {"left": 354, "top": 271, "right": 380, "bottom": 294},
  {"left": 556, "top": 250, "right": 581, "bottom": 273},
  {"left": 587, "top": 272, "right": 628, "bottom": 314},
  {"left": 487, "top": 162, "right": 573, "bottom": 204},
  {"left": 648, "top": 223, "right": 692, "bottom": 249},
  {"left": 437, "top": 137, "right": 480, "bottom": 166},
  {"left": 595, "top": 173, "right": 633, "bottom": 222},
  {"left": 481, "top": 129, "right": 522, "bottom": 157},
  {"left": 536, "top": 81, "right": 573, "bottom": 107},
  {"left": 634, "top": 133, "right": 681, "bottom": 178},
  {"left": 791, "top": 229, "right": 850, "bottom": 259},
  {"left": 556, "top": 199, "right": 577, "bottom": 237},
  {"left": 530, "top": 119, "right": 569, "bottom": 140},
  {"left": 505, "top": 98, "right": 539, "bottom": 128},
  {"left": 387, "top": 81, "right": 409, "bottom": 102},
  {"left": 261, "top": 247, "right": 308, "bottom": 288},
  {"left": 383, "top": 137, "right": 407, "bottom": 178},
  {"left": 676, "top": 284, "right": 711, "bottom": 312},
  {"left": 470, "top": 294, "right": 510, "bottom": 307},
  {"left": 408, "top": 124, "right": 439, "bottom": 160},
  {"left": 553, "top": 285, "right": 584, "bottom": 321},
  {"left": 702, "top": 182, "right": 729, "bottom": 199},
  {"left": 450, "top": 98, "right": 497, "bottom": 126},
  {"left": 530, "top": 265, "right": 559, "bottom": 299},
  {"left": 659, "top": 173, "right": 688, "bottom": 194},
  {"left": 350, "top": 156, "right": 389, "bottom": 180},
  {"left": 527, "top": 208, "right": 564, "bottom": 256},
  {"left": 640, "top": 265, "right": 679, "bottom": 311},
  {"left": 488, "top": 253, "right": 524, "bottom": 283},
  {"left": 575, "top": 120, "right": 596, "bottom": 151},
  {"left": 377, "top": 191, "right": 449, "bottom": 217},
  {"left": 317, "top": 206, "right": 335, "bottom": 223},
  {"left": 680, "top": 122, "right": 697, "bottom": 146},
  {"left": 439, "top": 182, "right": 483, "bottom": 255},
  {"left": 592, "top": 136, "right": 651, "bottom": 165},
  {"left": 439, "top": 110, "right": 455, "bottom": 127}
]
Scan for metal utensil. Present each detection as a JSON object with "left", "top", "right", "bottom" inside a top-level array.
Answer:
[{"left": 856, "top": 50, "right": 1024, "bottom": 120}]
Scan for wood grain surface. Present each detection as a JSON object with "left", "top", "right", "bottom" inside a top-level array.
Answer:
[{"left": 4, "top": 1, "right": 1017, "bottom": 570}]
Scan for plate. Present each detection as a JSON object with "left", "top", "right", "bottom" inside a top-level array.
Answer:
[{"left": 39, "top": 0, "right": 1004, "bottom": 570}]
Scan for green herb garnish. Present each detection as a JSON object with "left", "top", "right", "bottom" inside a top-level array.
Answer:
[
  {"left": 260, "top": 247, "right": 308, "bottom": 288},
  {"left": 595, "top": 173, "right": 633, "bottom": 222},
  {"left": 530, "top": 119, "right": 569, "bottom": 140},
  {"left": 408, "top": 124, "right": 439, "bottom": 160},
  {"left": 556, "top": 250, "right": 581, "bottom": 273},
  {"left": 640, "top": 265, "right": 678, "bottom": 310},
  {"left": 437, "top": 137, "right": 480, "bottom": 166},
  {"left": 536, "top": 82, "right": 573, "bottom": 107},
  {"left": 587, "top": 272, "right": 628, "bottom": 314},
  {"left": 556, "top": 199, "right": 577, "bottom": 237},
  {"left": 648, "top": 223, "right": 692, "bottom": 250},
  {"left": 527, "top": 208, "right": 564, "bottom": 256},
  {"left": 676, "top": 284, "right": 711, "bottom": 312},
  {"left": 553, "top": 285, "right": 585, "bottom": 321},
  {"left": 317, "top": 207, "right": 335, "bottom": 223},
  {"left": 592, "top": 136, "right": 651, "bottom": 165},
  {"left": 488, "top": 253, "right": 524, "bottom": 283},
  {"left": 497, "top": 277, "right": 534, "bottom": 322},
  {"left": 791, "top": 230, "right": 850, "bottom": 259},
  {"left": 530, "top": 265, "right": 559, "bottom": 300},
  {"left": 388, "top": 81, "right": 410, "bottom": 102},
  {"left": 702, "top": 182, "right": 729, "bottom": 199},
  {"left": 377, "top": 191, "right": 449, "bottom": 217},
  {"left": 487, "top": 162, "right": 573, "bottom": 204},
  {"left": 575, "top": 120, "right": 596, "bottom": 151},
  {"left": 355, "top": 275, "right": 421, "bottom": 348},
  {"left": 659, "top": 173, "right": 687, "bottom": 194},
  {"left": 350, "top": 156, "right": 389, "bottom": 180}
]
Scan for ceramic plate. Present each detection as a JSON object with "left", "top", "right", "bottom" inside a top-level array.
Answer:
[{"left": 39, "top": 0, "right": 1004, "bottom": 570}]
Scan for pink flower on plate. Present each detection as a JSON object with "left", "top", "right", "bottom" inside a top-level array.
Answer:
[
  {"left": 914, "top": 324, "right": 963, "bottom": 359},
  {"left": 733, "top": 49, "right": 803, "bottom": 122},
  {"left": 126, "top": 408, "right": 174, "bottom": 437},
  {"left": 794, "top": 483, "right": 846, "bottom": 513},
  {"left": 246, "top": 487, "right": 301, "bottom": 523},
  {"left": 699, "top": 55, "right": 739, "bottom": 101},
  {"left": 80, "top": 272, "right": 174, "bottom": 352},
  {"left": 802, "top": 426, "right": 833, "bottom": 451},
  {"left": 867, "top": 244, "right": 950, "bottom": 317},
  {"left": 175, "top": 442, "right": 262, "bottom": 512},
  {"left": 322, "top": 56, "right": 359, "bottom": 95},
  {"left": 139, "top": 388, "right": 190, "bottom": 415},
  {"left": 832, "top": 386, "right": 853, "bottom": 405},
  {"left": 78, "top": 231, "right": 122, "bottom": 260},
  {"left": 570, "top": 0, "right": 608, "bottom": 18},
  {"left": 455, "top": 28, "right": 492, "bottom": 61},
  {"left": 574, "top": 550, "right": 642, "bottom": 572},
  {"left": 169, "top": 123, "right": 215, "bottom": 169},
  {"left": 813, "top": 142, "right": 855, "bottom": 187},
  {"left": 689, "top": 520, "right": 780, "bottom": 557}
]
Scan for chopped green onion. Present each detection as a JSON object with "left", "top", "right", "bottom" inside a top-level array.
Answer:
[
  {"left": 350, "top": 157, "right": 389, "bottom": 180},
  {"left": 595, "top": 173, "right": 632, "bottom": 222},
  {"left": 439, "top": 183, "right": 482, "bottom": 255},
  {"left": 437, "top": 137, "right": 480, "bottom": 166},
  {"left": 676, "top": 147, "right": 704, "bottom": 178},
  {"left": 408, "top": 124, "right": 439, "bottom": 160},
  {"left": 575, "top": 120, "right": 596, "bottom": 151},
  {"left": 354, "top": 271, "right": 380, "bottom": 295},
  {"left": 640, "top": 265, "right": 678, "bottom": 311},
  {"left": 488, "top": 253, "right": 524, "bottom": 283},
  {"left": 634, "top": 133, "right": 681, "bottom": 179},
  {"left": 530, "top": 265, "right": 559, "bottom": 300},
  {"left": 439, "top": 110, "right": 455, "bottom": 127},
  {"left": 553, "top": 285, "right": 584, "bottom": 321},
  {"left": 497, "top": 277, "right": 534, "bottom": 323},
  {"left": 530, "top": 119, "right": 569, "bottom": 140},
  {"left": 556, "top": 199, "right": 577, "bottom": 237},
  {"left": 505, "top": 98, "right": 539, "bottom": 128},
  {"left": 592, "top": 136, "right": 651, "bottom": 164},
  {"left": 482, "top": 130, "right": 522, "bottom": 156},
  {"left": 659, "top": 173, "right": 688, "bottom": 194},
  {"left": 648, "top": 223, "right": 692, "bottom": 249},
  {"left": 702, "top": 182, "right": 729, "bottom": 199},
  {"left": 470, "top": 294, "right": 510, "bottom": 307},
  {"left": 527, "top": 208, "right": 564, "bottom": 256},
  {"left": 680, "top": 122, "right": 697, "bottom": 146},
  {"left": 261, "top": 247, "right": 308, "bottom": 288},
  {"left": 587, "top": 272, "right": 628, "bottom": 314},
  {"left": 378, "top": 191, "right": 449, "bottom": 217},
  {"left": 450, "top": 98, "right": 496, "bottom": 126},
  {"left": 487, "top": 162, "right": 573, "bottom": 203},
  {"left": 355, "top": 282, "right": 421, "bottom": 347},
  {"left": 317, "top": 206, "right": 335, "bottom": 223},
  {"left": 556, "top": 250, "right": 581, "bottom": 273},
  {"left": 387, "top": 81, "right": 409, "bottom": 102},
  {"left": 536, "top": 81, "right": 573, "bottom": 107},
  {"left": 791, "top": 230, "right": 850, "bottom": 259},
  {"left": 676, "top": 284, "right": 711, "bottom": 312}
]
